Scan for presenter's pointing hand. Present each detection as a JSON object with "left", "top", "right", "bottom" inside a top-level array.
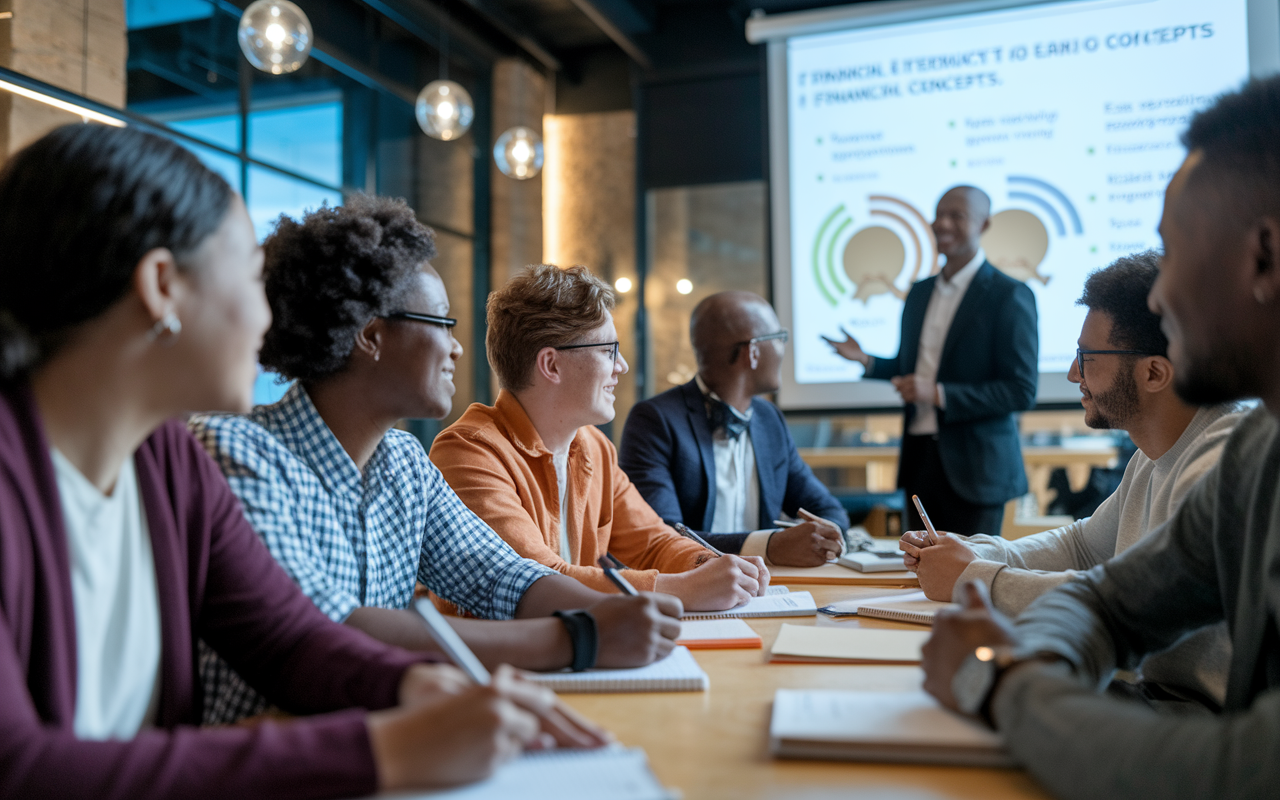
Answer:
[{"left": 821, "top": 327, "right": 870, "bottom": 367}]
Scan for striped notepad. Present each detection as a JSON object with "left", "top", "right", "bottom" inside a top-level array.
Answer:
[{"left": 527, "top": 646, "right": 709, "bottom": 693}]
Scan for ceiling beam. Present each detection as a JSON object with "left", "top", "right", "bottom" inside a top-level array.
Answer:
[{"left": 564, "top": 0, "right": 653, "bottom": 69}]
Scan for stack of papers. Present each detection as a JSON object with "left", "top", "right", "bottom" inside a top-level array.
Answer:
[{"left": 768, "top": 624, "right": 930, "bottom": 664}]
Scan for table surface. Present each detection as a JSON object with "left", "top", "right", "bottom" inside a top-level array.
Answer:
[{"left": 560, "top": 584, "right": 1049, "bottom": 800}]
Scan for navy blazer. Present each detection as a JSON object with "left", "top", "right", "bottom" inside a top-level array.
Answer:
[
  {"left": 618, "top": 380, "right": 850, "bottom": 554},
  {"left": 867, "top": 261, "right": 1038, "bottom": 506}
]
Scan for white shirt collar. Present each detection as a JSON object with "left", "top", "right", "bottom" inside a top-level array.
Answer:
[
  {"left": 937, "top": 248, "right": 985, "bottom": 294},
  {"left": 694, "top": 374, "right": 752, "bottom": 422}
]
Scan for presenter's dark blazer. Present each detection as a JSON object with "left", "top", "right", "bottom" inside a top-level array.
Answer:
[
  {"left": 618, "top": 380, "right": 850, "bottom": 554},
  {"left": 867, "top": 261, "right": 1038, "bottom": 506}
]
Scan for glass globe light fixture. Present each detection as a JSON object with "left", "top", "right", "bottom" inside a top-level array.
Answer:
[
  {"left": 416, "top": 80, "right": 475, "bottom": 141},
  {"left": 238, "top": 0, "right": 313, "bottom": 75},
  {"left": 493, "top": 126, "right": 544, "bottom": 180}
]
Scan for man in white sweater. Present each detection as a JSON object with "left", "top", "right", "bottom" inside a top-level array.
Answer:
[{"left": 901, "top": 250, "right": 1243, "bottom": 709}]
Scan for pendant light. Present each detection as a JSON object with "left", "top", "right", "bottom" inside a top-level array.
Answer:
[
  {"left": 238, "top": 0, "right": 313, "bottom": 75},
  {"left": 415, "top": 10, "right": 474, "bottom": 141}
]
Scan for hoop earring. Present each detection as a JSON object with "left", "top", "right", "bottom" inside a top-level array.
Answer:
[{"left": 148, "top": 312, "right": 182, "bottom": 344}]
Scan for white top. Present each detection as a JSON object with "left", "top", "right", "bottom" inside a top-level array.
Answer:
[
  {"left": 54, "top": 449, "right": 162, "bottom": 740},
  {"left": 553, "top": 449, "right": 572, "bottom": 563},
  {"left": 958, "top": 403, "right": 1245, "bottom": 705},
  {"left": 908, "top": 249, "right": 985, "bottom": 436},
  {"left": 695, "top": 375, "right": 760, "bottom": 533}
]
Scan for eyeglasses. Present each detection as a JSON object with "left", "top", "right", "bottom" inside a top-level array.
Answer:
[
  {"left": 1075, "top": 347, "right": 1158, "bottom": 380},
  {"left": 730, "top": 329, "right": 789, "bottom": 363},
  {"left": 385, "top": 311, "right": 457, "bottom": 328},
  {"left": 555, "top": 340, "right": 622, "bottom": 362}
]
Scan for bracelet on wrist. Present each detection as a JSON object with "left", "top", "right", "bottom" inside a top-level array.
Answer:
[{"left": 552, "top": 609, "right": 599, "bottom": 672}]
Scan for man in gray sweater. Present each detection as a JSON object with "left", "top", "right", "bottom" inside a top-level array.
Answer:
[
  {"left": 920, "top": 76, "right": 1280, "bottom": 799},
  {"left": 902, "top": 252, "right": 1242, "bottom": 709}
]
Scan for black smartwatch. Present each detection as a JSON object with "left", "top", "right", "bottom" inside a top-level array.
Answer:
[{"left": 552, "top": 609, "right": 599, "bottom": 672}]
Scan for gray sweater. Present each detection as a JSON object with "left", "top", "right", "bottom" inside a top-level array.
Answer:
[
  {"left": 959, "top": 403, "right": 1243, "bottom": 705},
  {"left": 992, "top": 405, "right": 1280, "bottom": 800}
]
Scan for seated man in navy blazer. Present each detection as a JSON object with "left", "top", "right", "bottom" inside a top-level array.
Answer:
[
  {"left": 619, "top": 292, "right": 849, "bottom": 567},
  {"left": 825, "top": 185, "right": 1038, "bottom": 536}
]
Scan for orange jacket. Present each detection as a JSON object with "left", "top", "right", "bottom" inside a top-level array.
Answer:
[{"left": 429, "top": 391, "right": 707, "bottom": 593}]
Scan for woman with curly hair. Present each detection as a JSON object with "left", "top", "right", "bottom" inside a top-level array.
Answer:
[
  {"left": 0, "top": 123, "right": 602, "bottom": 798},
  {"left": 190, "top": 194, "right": 682, "bottom": 724}
]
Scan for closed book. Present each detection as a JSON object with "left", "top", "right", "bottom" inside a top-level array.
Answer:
[
  {"left": 770, "top": 689, "right": 1013, "bottom": 767},
  {"left": 768, "top": 624, "right": 929, "bottom": 664},
  {"left": 837, "top": 551, "right": 908, "bottom": 573},
  {"left": 683, "top": 591, "right": 817, "bottom": 620},
  {"left": 528, "top": 646, "right": 708, "bottom": 693},
  {"left": 676, "top": 618, "right": 763, "bottom": 649}
]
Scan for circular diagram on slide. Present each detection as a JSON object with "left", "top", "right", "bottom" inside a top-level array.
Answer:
[{"left": 810, "top": 176, "right": 1081, "bottom": 307}]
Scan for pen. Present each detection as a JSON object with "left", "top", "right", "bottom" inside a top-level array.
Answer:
[
  {"left": 772, "top": 519, "right": 799, "bottom": 528},
  {"left": 911, "top": 494, "right": 939, "bottom": 545},
  {"left": 673, "top": 522, "right": 725, "bottom": 557},
  {"left": 413, "top": 597, "right": 491, "bottom": 685},
  {"left": 597, "top": 555, "right": 640, "bottom": 596}
]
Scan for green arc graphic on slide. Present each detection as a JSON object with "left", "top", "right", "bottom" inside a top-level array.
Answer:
[{"left": 811, "top": 204, "right": 851, "bottom": 306}]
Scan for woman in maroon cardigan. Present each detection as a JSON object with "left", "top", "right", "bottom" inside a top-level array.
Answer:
[{"left": 0, "top": 124, "right": 605, "bottom": 799}]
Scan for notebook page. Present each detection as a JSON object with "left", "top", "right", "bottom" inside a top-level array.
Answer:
[
  {"left": 683, "top": 591, "right": 817, "bottom": 619},
  {"left": 819, "top": 588, "right": 923, "bottom": 615},
  {"left": 381, "top": 746, "right": 676, "bottom": 800},
  {"left": 770, "top": 624, "right": 930, "bottom": 662},
  {"left": 527, "top": 645, "right": 709, "bottom": 692}
]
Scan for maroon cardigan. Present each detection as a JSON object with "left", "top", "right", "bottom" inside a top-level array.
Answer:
[{"left": 0, "top": 385, "right": 433, "bottom": 799}]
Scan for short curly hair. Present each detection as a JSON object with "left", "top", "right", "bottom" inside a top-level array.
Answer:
[
  {"left": 259, "top": 194, "right": 437, "bottom": 382},
  {"left": 486, "top": 264, "right": 616, "bottom": 392},
  {"left": 1077, "top": 250, "right": 1167, "bottom": 357}
]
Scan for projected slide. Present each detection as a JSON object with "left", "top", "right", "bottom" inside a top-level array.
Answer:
[{"left": 786, "top": 0, "right": 1252, "bottom": 386}]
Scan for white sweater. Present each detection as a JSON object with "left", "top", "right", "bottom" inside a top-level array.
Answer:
[{"left": 957, "top": 402, "right": 1244, "bottom": 706}]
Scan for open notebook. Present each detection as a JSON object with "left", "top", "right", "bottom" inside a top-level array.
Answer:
[
  {"left": 820, "top": 590, "right": 953, "bottom": 626},
  {"left": 528, "top": 645, "right": 708, "bottom": 692},
  {"left": 677, "top": 618, "right": 763, "bottom": 649},
  {"left": 682, "top": 591, "right": 817, "bottom": 620},
  {"left": 770, "top": 689, "right": 1013, "bottom": 767},
  {"left": 371, "top": 746, "right": 678, "bottom": 799},
  {"left": 768, "top": 624, "right": 930, "bottom": 664}
]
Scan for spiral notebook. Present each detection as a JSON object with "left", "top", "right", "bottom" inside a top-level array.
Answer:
[
  {"left": 528, "top": 645, "right": 709, "bottom": 692},
  {"left": 375, "top": 746, "right": 678, "bottom": 799},
  {"left": 682, "top": 591, "right": 817, "bottom": 620}
]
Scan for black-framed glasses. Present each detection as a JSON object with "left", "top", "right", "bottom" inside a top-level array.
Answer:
[
  {"left": 730, "top": 328, "right": 789, "bottom": 363},
  {"left": 1076, "top": 346, "right": 1158, "bottom": 378},
  {"left": 385, "top": 311, "right": 457, "bottom": 328},
  {"left": 555, "top": 340, "right": 622, "bottom": 362}
]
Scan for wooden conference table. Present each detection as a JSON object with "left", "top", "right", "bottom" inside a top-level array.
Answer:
[{"left": 560, "top": 582, "right": 1050, "bottom": 800}]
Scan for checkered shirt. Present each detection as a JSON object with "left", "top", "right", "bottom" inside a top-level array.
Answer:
[{"left": 190, "top": 383, "right": 554, "bottom": 723}]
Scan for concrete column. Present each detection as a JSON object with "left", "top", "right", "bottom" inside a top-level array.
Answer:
[{"left": 1, "top": 0, "right": 126, "bottom": 157}]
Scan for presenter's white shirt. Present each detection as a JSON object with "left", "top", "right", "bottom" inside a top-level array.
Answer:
[
  {"left": 909, "top": 249, "right": 984, "bottom": 436},
  {"left": 54, "top": 449, "right": 162, "bottom": 740},
  {"left": 695, "top": 375, "right": 760, "bottom": 533}
]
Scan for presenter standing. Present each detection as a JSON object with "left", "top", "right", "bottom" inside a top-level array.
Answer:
[{"left": 824, "top": 186, "right": 1038, "bottom": 536}]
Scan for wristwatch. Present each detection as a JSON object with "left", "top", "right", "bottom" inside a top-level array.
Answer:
[{"left": 952, "top": 644, "right": 1018, "bottom": 718}]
